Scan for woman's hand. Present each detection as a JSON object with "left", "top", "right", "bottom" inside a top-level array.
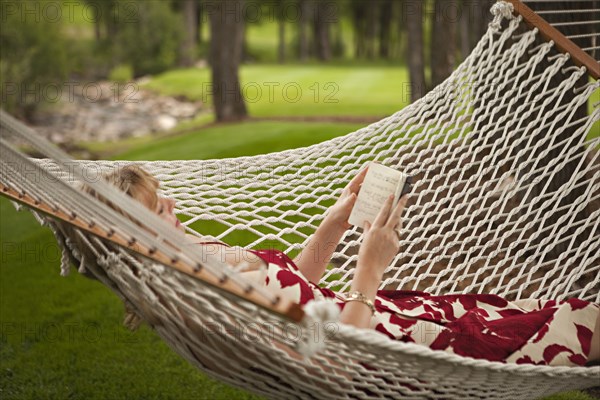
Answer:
[
  {"left": 356, "top": 194, "right": 409, "bottom": 279},
  {"left": 325, "top": 164, "right": 370, "bottom": 230},
  {"left": 339, "top": 194, "right": 409, "bottom": 329},
  {"left": 293, "top": 166, "right": 369, "bottom": 283}
]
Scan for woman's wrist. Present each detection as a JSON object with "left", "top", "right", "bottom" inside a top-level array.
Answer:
[
  {"left": 339, "top": 264, "right": 381, "bottom": 329},
  {"left": 351, "top": 263, "right": 383, "bottom": 300},
  {"left": 322, "top": 212, "right": 349, "bottom": 235}
]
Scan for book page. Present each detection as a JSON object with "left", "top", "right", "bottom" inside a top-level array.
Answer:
[{"left": 348, "top": 162, "right": 405, "bottom": 229}]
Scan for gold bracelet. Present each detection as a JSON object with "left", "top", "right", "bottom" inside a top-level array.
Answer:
[{"left": 344, "top": 290, "right": 376, "bottom": 314}]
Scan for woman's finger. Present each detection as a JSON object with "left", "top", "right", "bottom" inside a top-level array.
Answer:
[
  {"left": 348, "top": 165, "right": 370, "bottom": 192},
  {"left": 363, "top": 220, "right": 371, "bottom": 234},
  {"left": 374, "top": 194, "right": 394, "bottom": 227},
  {"left": 346, "top": 193, "right": 357, "bottom": 205},
  {"left": 386, "top": 195, "right": 409, "bottom": 228}
]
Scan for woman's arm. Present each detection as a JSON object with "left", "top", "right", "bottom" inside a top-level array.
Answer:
[
  {"left": 339, "top": 194, "right": 408, "bottom": 329},
  {"left": 292, "top": 166, "right": 371, "bottom": 284},
  {"left": 292, "top": 214, "right": 347, "bottom": 284},
  {"left": 338, "top": 265, "right": 382, "bottom": 329}
]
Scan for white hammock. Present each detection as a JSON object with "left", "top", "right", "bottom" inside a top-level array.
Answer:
[{"left": 1, "top": 2, "right": 599, "bottom": 399}]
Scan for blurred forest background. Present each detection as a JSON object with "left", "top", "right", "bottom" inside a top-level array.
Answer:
[
  {"left": 2, "top": 0, "right": 595, "bottom": 147},
  {"left": 1, "top": 0, "right": 497, "bottom": 123}
]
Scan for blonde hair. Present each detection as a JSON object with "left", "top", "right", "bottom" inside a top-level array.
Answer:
[{"left": 81, "top": 164, "right": 160, "bottom": 212}]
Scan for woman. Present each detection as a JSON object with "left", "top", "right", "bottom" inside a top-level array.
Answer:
[{"left": 86, "top": 165, "right": 600, "bottom": 367}]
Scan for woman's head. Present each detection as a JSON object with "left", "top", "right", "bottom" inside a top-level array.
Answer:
[
  {"left": 82, "top": 165, "right": 184, "bottom": 232},
  {"left": 59, "top": 164, "right": 183, "bottom": 333}
]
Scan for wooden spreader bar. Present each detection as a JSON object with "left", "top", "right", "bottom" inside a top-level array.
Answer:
[
  {"left": 505, "top": 0, "right": 599, "bottom": 79},
  {"left": 0, "top": 183, "right": 305, "bottom": 323}
]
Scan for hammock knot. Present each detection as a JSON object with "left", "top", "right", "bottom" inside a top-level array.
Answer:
[
  {"left": 11, "top": 200, "right": 23, "bottom": 212},
  {"left": 149, "top": 263, "right": 166, "bottom": 275},
  {"left": 98, "top": 253, "right": 121, "bottom": 269},
  {"left": 139, "top": 265, "right": 156, "bottom": 282},
  {"left": 489, "top": 1, "right": 514, "bottom": 31},
  {"left": 123, "top": 301, "right": 144, "bottom": 331},
  {"left": 59, "top": 247, "right": 71, "bottom": 277},
  {"left": 295, "top": 299, "right": 340, "bottom": 359},
  {"left": 53, "top": 225, "right": 74, "bottom": 277},
  {"left": 78, "top": 254, "right": 87, "bottom": 274}
]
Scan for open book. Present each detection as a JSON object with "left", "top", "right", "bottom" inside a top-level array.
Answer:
[{"left": 348, "top": 162, "right": 412, "bottom": 229}]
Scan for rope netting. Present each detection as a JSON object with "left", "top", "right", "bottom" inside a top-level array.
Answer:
[
  {"left": 1, "top": 2, "right": 599, "bottom": 399},
  {"left": 28, "top": 5, "right": 599, "bottom": 302}
]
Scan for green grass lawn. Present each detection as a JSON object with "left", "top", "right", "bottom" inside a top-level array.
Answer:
[
  {"left": 143, "top": 64, "right": 410, "bottom": 118},
  {"left": 143, "top": 65, "right": 599, "bottom": 142},
  {"left": 113, "top": 120, "right": 364, "bottom": 161}
]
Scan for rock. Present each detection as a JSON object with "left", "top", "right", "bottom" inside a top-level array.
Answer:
[
  {"left": 153, "top": 115, "right": 177, "bottom": 131},
  {"left": 30, "top": 79, "right": 204, "bottom": 143}
]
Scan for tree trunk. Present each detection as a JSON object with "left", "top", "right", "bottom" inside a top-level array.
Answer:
[
  {"left": 313, "top": 1, "right": 332, "bottom": 61},
  {"left": 278, "top": 0, "right": 285, "bottom": 63},
  {"left": 197, "top": 0, "right": 203, "bottom": 44},
  {"left": 430, "top": 0, "right": 456, "bottom": 88},
  {"left": 85, "top": 0, "right": 115, "bottom": 41},
  {"left": 364, "top": 1, "right": 378, "bottom": 59},
  {"left": 459, "top": 0, "right": 471, "bottom": 60},
  {"left": 474, "top": 0, "right": 494, "bottom": 46},
  {"left": 209, "top": 0, "right": 247, "bottom": 122},
  {"left": 469, "top": 0, "right": 489, "bottom": 50},
  {"left": 379, "top": 0, "right": 393, "bottom": 59},
  {"left": 333, "top": 9, "right": 344, "bottom": 58},
  {"left": 405, "top": 0, "right": 426, "bottom": 101},
  {"left": 241, "top": 18, "right": 250, "bottom": 62},
  {"left": 351, "top": 0, "right": 366, "bottom": 58},
  {"left": 104, "top": 1, "right": 119, "bottom": 40},
  {"left": 299, "top": 0, "right": 310, "bottom": 61},
  {"left": 94, "top": 20, "right": 101, "bottom": 41},
  {"left": 180, "top": 0, "right": 198, "bottom": 67},
  {"left": 395, "top": 1, "right": 404, "bottom": 59},
  {"left": 91, "top": 1, "right": 102, "bottom": 41}
]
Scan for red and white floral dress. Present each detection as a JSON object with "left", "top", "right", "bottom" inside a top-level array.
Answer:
[{"left": 200, "top": 242, "right": 598, "bottom": 367}]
